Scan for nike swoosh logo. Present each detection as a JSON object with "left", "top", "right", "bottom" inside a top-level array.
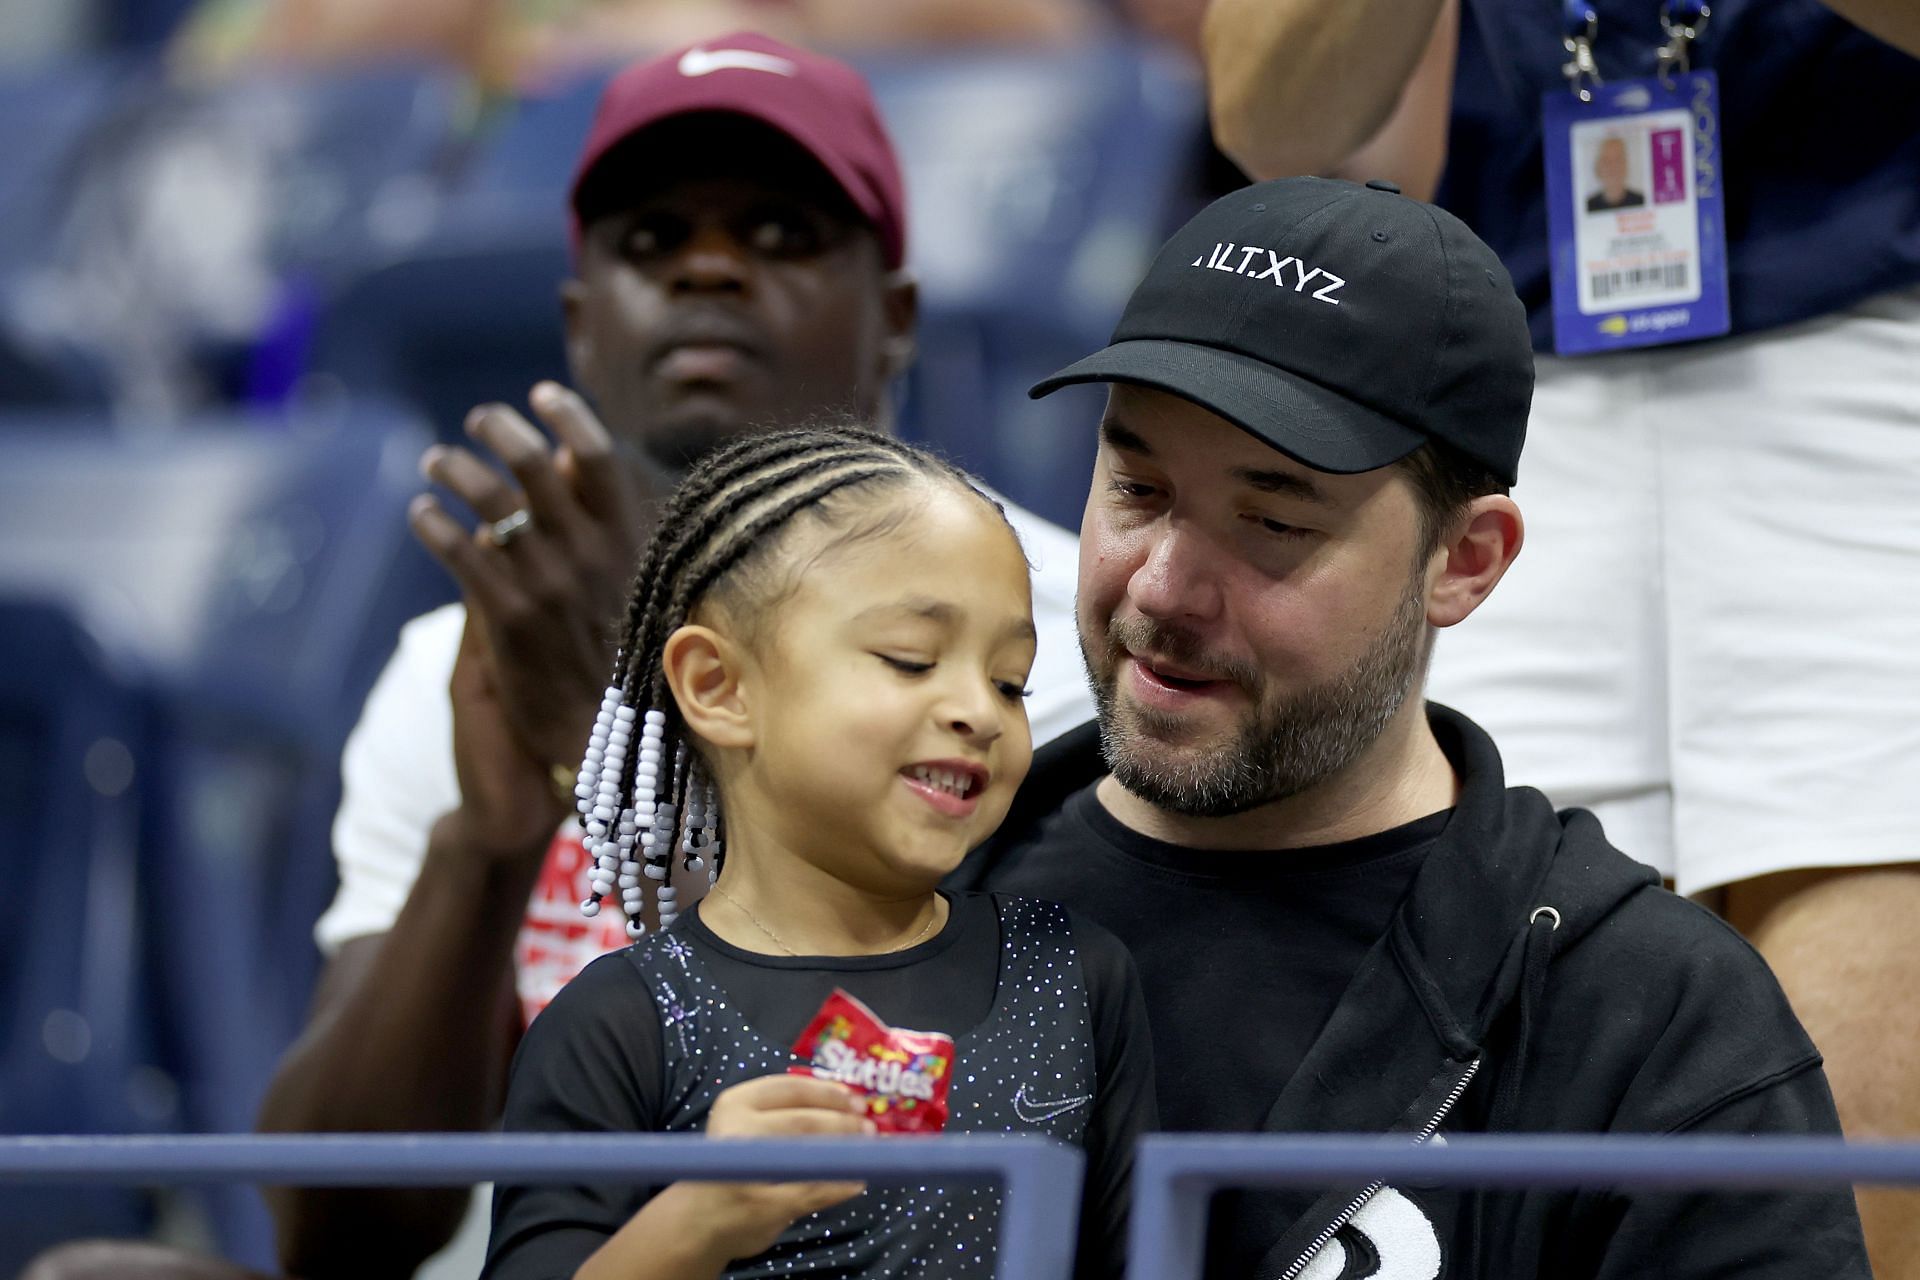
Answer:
[
  {"left": 677, "top": 48, "right": 799, "bottom": 78},
  {"left": 1013, "top": 1083, "right": 1092, "bottom": 1124}
]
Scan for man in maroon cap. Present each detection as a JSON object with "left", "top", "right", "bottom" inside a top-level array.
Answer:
[
  {"left": 24, "top": 32, "right": 1095, "bottom": 1280},
  {"left": 242, "top": 30, "right": 1089, "bottom": 1280},
  {"left": 24, "top": 35, "right": 1089, "bottom": 1280}
]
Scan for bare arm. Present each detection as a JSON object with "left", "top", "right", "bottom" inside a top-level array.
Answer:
[
  {"left": 1204, "top": 0, "right": 1457, "bottom": 196},
  {"left": 258, "top": 608, "right": 567, "bottom": 1272},
  {"left": 573, "top": 1081, "right": 871, "bottom": 1280},
  {"left": 1819, "top": 0, "right": 1920, "bottom": 57},
  {"left": 259, "top": 386, "right": 658, "bottom": 1273},
  {"left": 256, "top": 809, "right": 550, "bottom": 1274}
]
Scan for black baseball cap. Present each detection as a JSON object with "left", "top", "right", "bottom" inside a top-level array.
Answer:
[{"left": 1032, "top": 176, "right": 1533, "bottom": 485}]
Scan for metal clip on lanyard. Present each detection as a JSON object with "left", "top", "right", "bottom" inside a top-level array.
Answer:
[
  {"left": 1562, "top": 0, "right": 1713, "bottom": 99},
  {"left": 1561, "top": 1, "right": 1604, "bottom": 101},
  {"left": 1657, "top": 0, "right": 1710, "bottom": 84}
]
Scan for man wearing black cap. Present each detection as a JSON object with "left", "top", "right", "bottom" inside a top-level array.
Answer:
[{"left": 958, "top": 176, "right": 1871, "bottom": 1277}]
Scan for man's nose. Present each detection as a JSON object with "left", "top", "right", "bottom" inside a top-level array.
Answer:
[
  {"left": 669, "top": 223, "right": 750, "bottom": 294},
  {"left": 1128, "top": 525, "right": 1223, "bottom": 622}
]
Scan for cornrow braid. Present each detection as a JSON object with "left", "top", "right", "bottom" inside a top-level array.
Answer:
[{"left": 573, "top": 423, "right": 1004, "bottom": 940}]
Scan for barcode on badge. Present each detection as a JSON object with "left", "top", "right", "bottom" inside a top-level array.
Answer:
[{"left": 1589, "top": 261, "right": 1690, "bottom": 300}]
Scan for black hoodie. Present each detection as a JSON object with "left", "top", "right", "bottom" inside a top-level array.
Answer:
[{"left": 952, "top": 704, "right": 1871, "bottom": 1279}]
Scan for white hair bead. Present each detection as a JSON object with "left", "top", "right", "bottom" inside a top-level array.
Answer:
[
  {"left": 579, "top": 898, "right": 600, "bottom": 917},
  {"left": 626, "top": 920, "right": 645, "bottom": 939},
  {"left": 643, "top": 862, "right": 668, "bottom": 880},
  {"left": 644, "top": 709, "right": 665, "bottom": 726},
  {"left": 614, "top": 705, "right": 636, "bottom": 723}
]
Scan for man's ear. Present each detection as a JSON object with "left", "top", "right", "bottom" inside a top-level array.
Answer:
[
  {"left": 1426, "top": 495, "right": 1524, "bottom": 628},
  {"left": 880, "top": 269, "right": 918, "bottom": 380},
  {"left": 661, "top": 624, "right": 756, "bottom": 750},
  {"left": 560, "top": 276, "right": 593, "bottom": 388}
]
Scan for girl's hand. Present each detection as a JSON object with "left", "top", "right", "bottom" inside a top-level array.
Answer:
[{"left": 679, "top": 1076, "right": 876, "bottom": 1261}]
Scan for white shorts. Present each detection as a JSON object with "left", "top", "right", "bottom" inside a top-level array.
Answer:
[{"left": 1427, "top": 284, "right": 1920, "bottom": 895}]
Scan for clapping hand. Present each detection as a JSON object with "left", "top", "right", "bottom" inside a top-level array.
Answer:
[{"left": 409, "top": 383, "right": 669, "bottom": 846}]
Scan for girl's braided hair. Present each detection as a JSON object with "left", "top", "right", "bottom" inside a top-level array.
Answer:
[{"left": 571, "top": 422, "right": 1010, "bottom": 938}]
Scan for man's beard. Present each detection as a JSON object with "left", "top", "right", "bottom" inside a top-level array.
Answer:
[{"left": 1085, "top": 576, "right": 1430, "bottom": 819}]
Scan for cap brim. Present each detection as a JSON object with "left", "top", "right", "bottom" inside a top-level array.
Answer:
[
  {"left": 1030, "top": 339, "right": 1426, "bottom": 475},
  {"left": 572, "top": 103, "right": 897, "bottom": 267}
]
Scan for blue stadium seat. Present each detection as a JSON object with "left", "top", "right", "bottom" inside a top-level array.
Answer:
[
  {"left": 0, "top": 58, "right": 140, "bottom": 269},
  {"left": 301, "top": 62, "right": 607, "bottom": 439},
  {"left": 864, "top": 42, "right": 1203, "bottom": 526},
  {"left": 0, "top": 57, "right": 141, "bottom": 409},
  {"left": 0, "top": 405, "right": 453, "bottom": 1266},
  {"left": 308, "top": 212, "right": 574, "bottom": 442},
  {"left": 0, "top": 600, "right": 165, "bottom": 1276},
  {"left": 862, "top": 41, "right": 1201, "bottom": 331}
]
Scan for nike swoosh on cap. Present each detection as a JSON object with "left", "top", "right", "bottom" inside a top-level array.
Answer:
[{"left": 677, "top": 47, "right": 799, "bottom": 78}]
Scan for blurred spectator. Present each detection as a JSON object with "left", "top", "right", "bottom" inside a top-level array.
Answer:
[
  {"left": 1205, "top": 1, "right": 1920, "bottom": 1276},
  {"left": 0, "top": 0, "right": 104, "bottom": 64},
  {"left": 172, "top": 0, "right": 1104, "bottom": 86},
  {"left": 1108, "top": 0, "right": 1206, "bottom": 55}
]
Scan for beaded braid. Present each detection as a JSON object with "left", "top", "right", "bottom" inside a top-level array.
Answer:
[{"left": 576, "top": 424, "right": 999, "bottom": 939}]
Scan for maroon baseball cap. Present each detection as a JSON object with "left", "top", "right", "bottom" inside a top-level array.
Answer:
[{"left": 568, "top": 31, "right": 908, "bottom": 269}]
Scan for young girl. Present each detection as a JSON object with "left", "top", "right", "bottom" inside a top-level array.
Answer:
[{"left": 482, "top": 425, "right": 1154, "bottom": 1280}]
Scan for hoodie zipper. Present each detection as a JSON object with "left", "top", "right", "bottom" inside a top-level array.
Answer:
[{"left": 1272, "top": 1056, "right": 1482, "bottom": 1280}]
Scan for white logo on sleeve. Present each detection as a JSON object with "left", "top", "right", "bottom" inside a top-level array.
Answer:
[
  {"left": 1297, "top": 1186, "right": 1442, "bottom": 1280},
  {"left": 1189, "top": 241, "right": 1346, "bottom": 304},
  {"left": 677, "top": 47, "right": 800, "bottom": 78}
]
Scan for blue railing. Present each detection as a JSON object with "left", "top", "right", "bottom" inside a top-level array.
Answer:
[
  {"left": 0, "top": 1134, "right": 1083, "bottom": 1280},
  {"left": 1127, "top": 1134, "right": 1920, "bottom": 1280},
  {"left": 6, "top": 1133, "right": 1920, "bottom": 1279}
]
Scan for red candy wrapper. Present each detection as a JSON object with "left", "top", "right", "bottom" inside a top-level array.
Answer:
[{"left": 787, "top": 988, "right": 954, "bottom": 1134}]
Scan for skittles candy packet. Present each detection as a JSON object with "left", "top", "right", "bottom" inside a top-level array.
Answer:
[{"left": 788, "top": 988, "right": 954, "bottom": 1134}]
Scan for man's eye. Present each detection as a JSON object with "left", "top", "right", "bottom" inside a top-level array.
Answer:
[
  {"left": 622, "top": 217, "right": 684, "bottom": 258},
  {"left": 1107, "top": 478, "right": 1159, "bottom": 500},
  {"left": 748, "top": 215, "right": 824, "bottom": 256},
  {"left": 878, "top": 655, "right": 932, "bottom": 675},
  {"left": 1245, "top": 513, "right": 1311, "bottom": 539}
]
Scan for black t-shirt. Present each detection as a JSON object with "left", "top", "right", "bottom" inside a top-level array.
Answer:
[
  {"left": 485, "top": 890, "right": 1156, "bottom": 1280},
  {"left": 969, "top": 783, "right": 1447, "bottom": 1135}
]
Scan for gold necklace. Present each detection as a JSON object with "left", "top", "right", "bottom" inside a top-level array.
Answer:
[{"left": 710, "top": 884, "right": 939, "bottom": 957}]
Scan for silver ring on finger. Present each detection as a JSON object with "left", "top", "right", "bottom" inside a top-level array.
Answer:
[{"left": 488, "top": 508, "right": 533, "bottom": 548}]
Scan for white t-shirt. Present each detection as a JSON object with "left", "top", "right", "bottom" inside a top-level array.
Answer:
[{"left": 315, "top": 499, "right": 1091, "bottom": 1019}]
